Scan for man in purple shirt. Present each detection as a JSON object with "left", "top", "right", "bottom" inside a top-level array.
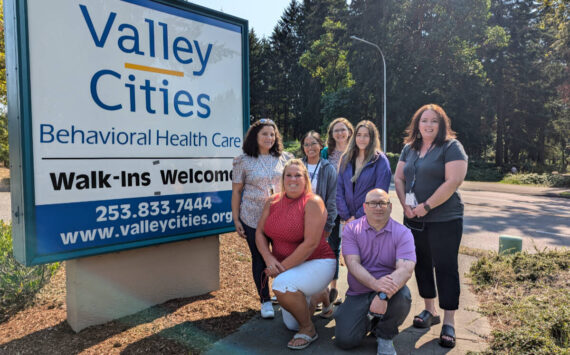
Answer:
[{"left": 334, "top": 189, "right": 416, "bottom": 355}]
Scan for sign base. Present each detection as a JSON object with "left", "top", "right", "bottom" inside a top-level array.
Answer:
[{"left": 66, "top": 236, "right": 219, "bottom": 332}]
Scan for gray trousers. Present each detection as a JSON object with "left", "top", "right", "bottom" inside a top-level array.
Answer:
[{"left": 334, "top": 286, "right": 412, "bottom": 349}]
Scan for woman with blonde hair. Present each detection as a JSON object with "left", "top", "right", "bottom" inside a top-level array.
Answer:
[
  {"left": 336, "top": 120, "right": 392, "bottom": 224},
  {"left": 256, "top": 159, "right": 336, "bottom": 350}
]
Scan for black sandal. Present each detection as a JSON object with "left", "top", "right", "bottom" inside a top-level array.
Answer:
[
  {"left": 413, "top": 310, "right": 441, "bottom": 328},
  {"left": 439, "top": 324, "right": 456, "bottom": 348}
]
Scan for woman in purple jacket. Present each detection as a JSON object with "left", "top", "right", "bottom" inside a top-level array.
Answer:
[{"left": 336, "top": 120, "right": 392, "bottom": 223}]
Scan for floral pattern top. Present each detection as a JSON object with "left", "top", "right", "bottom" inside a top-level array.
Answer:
[
  {"left": 328, "top": 149, "right": 344, "bottom": 171},
  {"left": 232, "top": 152, "right": 294, "bottom": 228}
]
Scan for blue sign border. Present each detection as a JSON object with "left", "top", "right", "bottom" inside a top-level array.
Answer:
[{"left": 5, "top": 0, "right": 249, "bottom": 266}]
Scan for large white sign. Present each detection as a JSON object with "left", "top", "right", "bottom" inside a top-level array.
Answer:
[{"left": 16, "top": 0, "right": 247, "bottom": 261}]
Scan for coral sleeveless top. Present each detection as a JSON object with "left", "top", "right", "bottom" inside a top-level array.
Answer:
[{"left": 264, "top": 192, "right": 335, "bottom": 263}]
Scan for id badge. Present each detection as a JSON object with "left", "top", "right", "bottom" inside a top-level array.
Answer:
[{"left": 405, "top": 192, "right": 418, "bottom": 207}]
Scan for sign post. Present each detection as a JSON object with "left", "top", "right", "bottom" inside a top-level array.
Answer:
[{"left": 5, "top": 0, "right": 248, "bottom": 331}]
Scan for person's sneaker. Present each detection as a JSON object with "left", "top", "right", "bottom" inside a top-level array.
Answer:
[
  {"left": 377, "top": 337, "right": 396, "bottom": 355},
  {"left": 260, "top": 301, "right": 275, "bottom": 319}
]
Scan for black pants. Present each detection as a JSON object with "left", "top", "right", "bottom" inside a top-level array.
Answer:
[
  {"left": 242, "top": 220, "right": 270, "bottom": 303},
  {"left": 407, "top": 218, "right": 463, "bottom": 310},
  {"left": 334, "top": 286, "right": 412, "bottom": 349},
  {"left": 327, "top": 216, "right": 342, "bottom": 280}
]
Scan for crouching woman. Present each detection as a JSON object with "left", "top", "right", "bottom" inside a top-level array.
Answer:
[{"left": 256, "top": 159, "right": 336, "bottom": 350}]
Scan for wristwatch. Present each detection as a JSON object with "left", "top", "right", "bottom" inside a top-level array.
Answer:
[
  {"left": 424, "top": 203, "right": 431, "bottom": 212},
  {"left": 378, "top": 292, "right": 389, "bottom": 301}
]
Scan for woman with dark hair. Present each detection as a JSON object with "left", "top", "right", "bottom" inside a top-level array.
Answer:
[
  {"left": 394, "top": 104, "right": 468, "bottom": 348},
  {"left": 336, "top": 120, "right": 392, "bottom": 224},
  {"left": 232, "top": 119, "right": 293, "bottom": 319},
  {"left": 256, "top": 159, "right": 335, "bottom": 350},
  {"left": 300, "top": 131, "right": 338, "bottom": 317}
]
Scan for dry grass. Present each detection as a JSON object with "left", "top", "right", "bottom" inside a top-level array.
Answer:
[{"left": 0, "top": 233, "right": 260, "bottom": 354}]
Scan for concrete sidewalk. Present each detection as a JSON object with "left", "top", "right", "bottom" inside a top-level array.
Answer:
[{"left": 205, "top": 253, "right": 490, "bottom": 354}]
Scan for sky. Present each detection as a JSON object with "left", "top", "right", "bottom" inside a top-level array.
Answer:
[{"left": 188, "top": 0, "right": 292, "bottom": 38}]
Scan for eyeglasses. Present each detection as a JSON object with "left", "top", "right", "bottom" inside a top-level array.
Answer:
[
  {"left": 364, "top": 201, "right": 390, "bottom": 208},
  {"left": 258, "top": 118, "right": 274, "bottom": 124},
  {"left": 333, "top": 128, "right": 348, "bottom": 133},
  {"left": 303, "top": 142, "right": 320, "bottom": 148}
]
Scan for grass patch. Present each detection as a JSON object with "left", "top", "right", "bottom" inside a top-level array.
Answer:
[
  {"left": 470, "top": 249, "right": 570, "bottom": 354},
  {"left": 0, "top": 221, "right": 59, "bottom": 323}
]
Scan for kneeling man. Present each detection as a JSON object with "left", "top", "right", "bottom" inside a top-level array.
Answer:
[{"left": 334, "top": 189, "right": 416, "bottom": 355}]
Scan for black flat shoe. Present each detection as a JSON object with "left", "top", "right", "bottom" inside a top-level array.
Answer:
[
  {"left": 439, "top": 324, "right": 456, "bottom": 348},
  {"left": 413, "top": 310, "right": 441, "bottom": 328}
]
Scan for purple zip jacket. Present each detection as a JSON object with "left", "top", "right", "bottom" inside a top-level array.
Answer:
[{"left": 336, "top": 151, "right": 392, "bottom": 220}]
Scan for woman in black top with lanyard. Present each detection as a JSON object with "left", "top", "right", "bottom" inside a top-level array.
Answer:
[{"left": 394, "top": 104, "right": 468, "bottom": 348}]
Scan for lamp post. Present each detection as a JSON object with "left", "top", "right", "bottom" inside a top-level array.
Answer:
[{"left": 350, "top": 35, "right": 387, "bottom": 152}]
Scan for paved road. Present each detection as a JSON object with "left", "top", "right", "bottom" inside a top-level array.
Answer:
[
  {"left": 1, "top": 183, "right": 568, "bottom": 252},
  {"left": 460, "top": 189, "right": 569, "bottom": 251},
  {"left": 387, "top": 184, "right": 569, "bottom": 252}
]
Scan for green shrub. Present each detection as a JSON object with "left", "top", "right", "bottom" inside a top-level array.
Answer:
[
  {"left": 385, "top": 152, "right": 399, "bottom": 174},
  {"left": 501, "top": 173, "right": 570, "bottom": 187},
  {"left": 283, "top": 140, "right": 301, "bottom": 157},
  {"left": 466, "top": 160, "right": 504, "bottom": 182},
  {"left": 0, "top": 221, "right": 59, "bottom": 322}
]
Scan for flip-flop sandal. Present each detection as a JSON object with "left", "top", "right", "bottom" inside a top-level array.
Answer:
[
  {"left": 287, "top": 332, "right": 319, "bottom": 350},
  {"left": 413, "top": 310, "right": 441, "bottom": 328},
  {"left": 319, "top": 303, "right": 334, "bottom": 319},
  {"left": 439, "top": 324, "right": 456, "bottom": 348}
]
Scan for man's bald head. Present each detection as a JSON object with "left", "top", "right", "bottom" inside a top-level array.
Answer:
[
  {"left": 365, "top": 189, "right": 389, "bottom": 202},
  {"left": 363, "top": 188, "right": 392, "bottom": 229}
]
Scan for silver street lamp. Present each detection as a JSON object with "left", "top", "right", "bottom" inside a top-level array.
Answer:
[{"left": 350, "top": 35, "right": 387, "bottom": 152}]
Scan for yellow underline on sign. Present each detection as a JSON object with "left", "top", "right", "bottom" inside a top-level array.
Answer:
[{"left": 124, "top": 62, "right": 184, "bottom": 77}]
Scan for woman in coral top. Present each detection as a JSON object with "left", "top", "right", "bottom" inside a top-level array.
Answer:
[{"left": 256, "top": 159, "right": 336, "bottom": 350}]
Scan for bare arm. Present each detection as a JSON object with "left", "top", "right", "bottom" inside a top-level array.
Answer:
[
  {"left": 388, "top": 259, "right": 415, "bottom": 294},
  {"left": 368, "top": 258, "right": 416, "bottom": 316},
  {"left": 345, "top": 254, "right": 415, "bottom": 296},
  {"left": 280, "top": 195, "right": 327, "bottom": 270},
  {"left": 395, "top": 161, "right": 416, "bottom": 219},
  {"left": 255, "top": 198, "right": 285, "bottom": 276},
  {"left": 344, "top": 254, "right": 382, "bottom": 291},
  {"left": 231, "top": 182, "right": 246, "bottom": 238},
  {"left": 414, "top": 160, "right": 468, "bottom": 217}
]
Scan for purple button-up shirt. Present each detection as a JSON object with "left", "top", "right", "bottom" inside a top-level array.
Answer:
[{"left": 342, "top": 216, "right": 416, "bottom": 295}]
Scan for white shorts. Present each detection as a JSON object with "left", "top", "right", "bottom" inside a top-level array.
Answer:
[{"left": 272, "top": 258, "right": 336, "bottom": 330}]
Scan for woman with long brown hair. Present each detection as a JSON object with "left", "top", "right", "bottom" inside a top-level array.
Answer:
[{"left": 336, "top": 120, "right": 392, "bottom": 224}]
